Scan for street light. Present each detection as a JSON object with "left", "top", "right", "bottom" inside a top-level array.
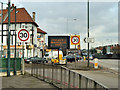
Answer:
[
  {"left": 87, "top": 0, "right": 90, "bottom": 67},
  {"left": 7, "top": 0, "right": 11, "bottom": 77}
]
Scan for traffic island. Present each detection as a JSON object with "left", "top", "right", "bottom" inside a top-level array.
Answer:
[{"left": 66, "top": 61, "right": 103, "bottom": 70}]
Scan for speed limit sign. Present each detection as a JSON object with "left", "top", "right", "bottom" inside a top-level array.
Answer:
[
  {"left": 17, "top": 29, "right": 30, "bottom": 42},
  {"left": 71, "top": 35, "right": 80, "bottom": 45}
]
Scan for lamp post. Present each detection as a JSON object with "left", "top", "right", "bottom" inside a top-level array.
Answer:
[
  {"left": 7, "top": 0, "right": 11, "bottom": 77},
  {"left": 14, "top": 6, "right": 17, "bottom": 75},
  {"left": 87, "top": 0, "right": 90, "bottom": 68}
]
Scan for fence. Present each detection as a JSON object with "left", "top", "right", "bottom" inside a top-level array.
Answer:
[
  {"left": 31, "top": 63, "right": 108, "bottom": 89},
  {"left": 0, "top": 58, "right": 21, "bottom": 72}
]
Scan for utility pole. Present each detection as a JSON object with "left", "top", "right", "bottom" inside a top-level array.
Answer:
[
  {"left": 87, "top": 0, "right": 90, "bottom": 67},
  {"left": 7, "top": 0, "right": 11, "bottom": 77},
  {"left": 75, "top": 34, "right": 77, "bottom": 68},
  {"left": 32, "top": 25, "right": 34, "bottom": 57},
  {"left": 14, "top": 6, "right": 16, "bottom": 75}
]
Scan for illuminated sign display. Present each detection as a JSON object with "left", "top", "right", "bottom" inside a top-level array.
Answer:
[{"left": 48, "top": 36, "right": 70, "bottom": 49}]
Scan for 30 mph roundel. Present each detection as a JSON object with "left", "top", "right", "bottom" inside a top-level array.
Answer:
[
  {"left": 71, "top": 35, "right": 80, "bottom": 45},
  {"left": 18, "top": 29, "right": 29, "bottom": 41}
]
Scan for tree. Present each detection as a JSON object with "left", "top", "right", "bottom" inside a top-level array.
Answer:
[{"left": 90, "top": 48, "right": 97, "bottom": 54}]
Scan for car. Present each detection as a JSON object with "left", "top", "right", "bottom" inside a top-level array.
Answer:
[
  {"left": 66, "top": 55, "right": 75, "bottom": 62},
  {"left": 30, "top": 57, "right": 48, "bottom": 64},
  {"left": 85, "top": 55, "right": 93, "bottom": 60},
  {"left": 24, "top": 58, "right": 32, "bottom": 64},
  {"left": 89, "top": 55, "right": 93, "bottom": 60},
  {"left": 76, "top": 55, "right": 83, "bottom": 61}
]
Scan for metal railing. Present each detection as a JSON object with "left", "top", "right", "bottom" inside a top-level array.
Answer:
[{"left": 31, "top": 62, "right": 108, "bottom": 89}]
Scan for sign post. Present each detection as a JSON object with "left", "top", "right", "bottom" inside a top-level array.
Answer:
[
  {"left": 17, "top": 28, "right": 30, "bottom": 75},
  {"left": 71, "top": 35, "right": 80, "bottom": 68}
]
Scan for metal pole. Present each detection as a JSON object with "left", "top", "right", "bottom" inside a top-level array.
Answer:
[
  {"left": 75, "top": 44, "right": 76, "bottom": 68},
  {"left": 7, "top": 0, "right": 11, "bottom": 77},
  {"left": 87, "top": 0, "right": 90, "bottom": 67},
  {"left": 14, "top": 6, "right": 16, "bottom": 75},
  {"left": 75, "top": 34, "right": 77, "bottom": 68},
  {"left": 58, "top": 48, "right": 60, "bottom": 63},
  {"left": 32, "top": 26, "right": 34, "bottom": 57},
  {"left": 22, "top": 42, "right": 25, "bottom": 75},
  {"left": 1, "top": 2, "right": 3, "bottom": 59}
]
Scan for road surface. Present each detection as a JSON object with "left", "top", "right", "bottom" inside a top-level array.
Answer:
[{"left": 90, "top": 59, "right": 119, "bottom": 73}]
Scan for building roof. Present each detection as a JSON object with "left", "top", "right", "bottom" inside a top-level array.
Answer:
[
  {"left": 37, "top": 28, "right": 47, "bottom": 34},
  {"left": 0, "top": 7, "right": 38, "bottom": 27}
]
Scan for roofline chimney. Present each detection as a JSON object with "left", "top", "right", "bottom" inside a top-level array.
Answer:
[
  {"left": 32, "top": 12, "right": 35, "bottom": 21},
  {"left": 12, "top": 4, "right": 14, "bottom": 7}
]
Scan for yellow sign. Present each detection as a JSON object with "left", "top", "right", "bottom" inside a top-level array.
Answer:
[
  {"left": 71, "top": 35, "right": 80, "bottom": 45},
  {"left": 95, "top": 63, "right": 98, "bottom": 66}
]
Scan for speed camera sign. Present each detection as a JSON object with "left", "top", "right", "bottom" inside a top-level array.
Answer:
[
  {"left": 17, "top": 29, "right": 30, "bottom": 42},
  {"left": 71, "top": 35, "right": 80, "bottom": 45}
]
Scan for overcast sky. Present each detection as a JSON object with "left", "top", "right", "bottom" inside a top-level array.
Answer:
[{"left": 1, "top": 0, "right": 118, "bottom": 49}]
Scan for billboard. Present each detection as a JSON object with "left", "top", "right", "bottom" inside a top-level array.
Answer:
[{"left": 48, "top": 36, "right": 70, "bottom": 49}]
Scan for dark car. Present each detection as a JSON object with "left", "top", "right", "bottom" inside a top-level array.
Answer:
[
  {"left": 66, "top": 55, "right": 75, "bottom": 62},
  {"left": 24, "top": 58, "right": 32, "bottom": 64},
  {"left": 31, "top": 57, "right": 48, "bottom": 64},
  {"left": 76, "top": 55, "right": 83, "bottom": 61}
]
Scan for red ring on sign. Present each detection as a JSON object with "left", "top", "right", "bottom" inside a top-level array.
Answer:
[
  {"left": 71, "top": 36, "right": 80, "bottom": 44},
  {"left": 18, "top": 29, "right": 29, "bottom": 41}
]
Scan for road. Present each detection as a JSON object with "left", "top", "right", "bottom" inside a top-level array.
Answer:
[{"left": 90, "top": 59, "right": 119, "bottom": 73}]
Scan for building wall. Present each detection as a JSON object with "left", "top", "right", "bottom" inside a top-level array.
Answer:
[
  {"left": 37, "top": 33, "right": 46, "bottom": 58},
  {"left": 0, "top": 23, "right": 38, "bottom": 58}
]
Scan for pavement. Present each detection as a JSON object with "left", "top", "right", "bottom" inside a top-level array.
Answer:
[{"left": 2, "top": 72, "right": 57, "bottom": 89}]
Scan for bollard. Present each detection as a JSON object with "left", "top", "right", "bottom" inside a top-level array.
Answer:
[{"left": 94, "top": 58, "right": 98, "bottom": 69}]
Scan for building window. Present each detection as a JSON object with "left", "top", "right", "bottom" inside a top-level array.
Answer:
[{"left": 20, "top": 23, "right": 21, "bottom": 28}]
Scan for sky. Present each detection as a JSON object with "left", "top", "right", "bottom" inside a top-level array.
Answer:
[{"left": 0, "top": 0, "right": 119, "bottom": 49}]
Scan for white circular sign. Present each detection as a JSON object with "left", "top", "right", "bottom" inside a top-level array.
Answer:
[
  {"left": 18, "top": 29, "right": 30, "bottom": 42},
  {"left": 71, "top": 36, "right": 80, "bottom": 44}
]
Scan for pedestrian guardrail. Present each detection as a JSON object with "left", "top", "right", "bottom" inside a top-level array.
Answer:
[{"left": 31, "top": 62, "right": 108, "bottom": 89}]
